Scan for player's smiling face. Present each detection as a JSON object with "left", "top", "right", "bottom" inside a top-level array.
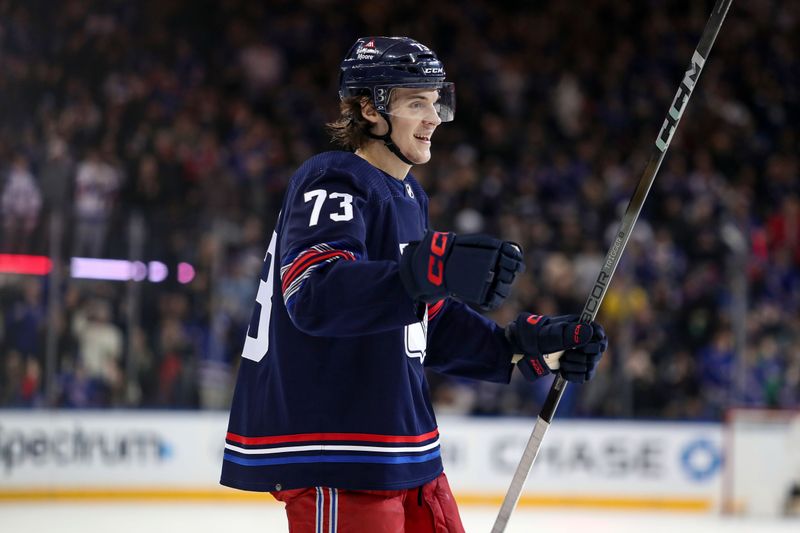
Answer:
[{"left": 387, "top": 88, "right": 442, "bottom": 165}]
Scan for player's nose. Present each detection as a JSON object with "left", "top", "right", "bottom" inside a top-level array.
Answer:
[{"left": 424, "top": 107, "right": 442, "bottom": 126}]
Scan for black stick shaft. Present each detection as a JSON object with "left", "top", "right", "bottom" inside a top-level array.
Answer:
[{"left": 492, "top": 1, "right": 733, "bottom": 531}]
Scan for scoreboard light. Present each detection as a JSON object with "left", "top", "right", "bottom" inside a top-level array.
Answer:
[
  {"left": 148, "top": 261, "right": 169, "bottom": 283},
  {"left": 71, "top": 257, "right": 145, "bottom": 281},
  {"left": 177, "top": 262, "right": 196, "bottom": 284},
  {"left": 0, "top": 254, "right": 52, "bottom": 275},
  {"left": 70, "top": 257, "right": 195, "bottom": 283},
  {"left": 0, "top": 254, "right": 195, "bottom": 284}
]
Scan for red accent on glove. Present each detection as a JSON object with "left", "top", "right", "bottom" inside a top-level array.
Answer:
[
  {"left": 573, "top": 325, "right": 583, "bottom": 344},
  {"left": 526, "top": 314, "right": 543, "bottom": 325}
]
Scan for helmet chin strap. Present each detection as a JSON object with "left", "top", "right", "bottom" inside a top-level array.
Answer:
[{"left": 366, "top": 112, "right": 415, "bottom": 166}]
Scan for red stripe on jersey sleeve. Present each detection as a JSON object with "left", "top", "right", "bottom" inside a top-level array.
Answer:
[{"left": 281, "top": 249, "right": 354, "bottom": 293}]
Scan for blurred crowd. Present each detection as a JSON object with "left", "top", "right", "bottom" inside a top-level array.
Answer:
[{"left": 0, "top": 0, "right": 798, "bottom": 420}]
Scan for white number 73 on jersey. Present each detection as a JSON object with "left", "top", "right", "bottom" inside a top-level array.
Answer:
[{"left": 304, "top": 189, "right": 353, "bottom": 226}]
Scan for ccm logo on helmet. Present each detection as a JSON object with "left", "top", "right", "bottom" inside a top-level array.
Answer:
[
  {"left": 422, "top": 67, "right": 443, "bottom": 74},
  {"left": 427, "top": 232, "right": 449, "bottom": 286}
]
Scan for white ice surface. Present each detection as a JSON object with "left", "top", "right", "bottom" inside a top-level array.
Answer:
[{"left": 1, "top": 503, "right": 798, "bottom": 533}]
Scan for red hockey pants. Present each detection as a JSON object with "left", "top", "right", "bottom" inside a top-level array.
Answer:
[{"left": 270, "top": 472, "right": 465, "bottom": 533}]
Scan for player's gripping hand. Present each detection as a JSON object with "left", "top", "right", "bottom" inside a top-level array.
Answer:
[
  {"left": 399, "top": 230, "right": 524, "bottom": 311},
  {"left": 506, "top": 313, "right": 608, "bottom": 383}
]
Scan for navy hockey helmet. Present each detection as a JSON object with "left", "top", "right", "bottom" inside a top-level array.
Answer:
[{"left": 339, "top": 36, "right": 455, "bottom": 122}]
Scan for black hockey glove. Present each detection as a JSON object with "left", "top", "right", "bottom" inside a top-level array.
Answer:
[
  {"left": 399, "top": 230, "right": 524, "bottom": 311},
  {"left": 506, "top": 313, "right": 608, "bottom": 384}
]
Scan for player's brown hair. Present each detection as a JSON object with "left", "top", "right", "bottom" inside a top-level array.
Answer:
[{"left": 325, "top": 96, "right": 375, "bottom": 150}]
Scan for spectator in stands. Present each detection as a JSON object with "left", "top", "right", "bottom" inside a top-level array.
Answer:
[
  {"left": 71, "top": 298, "right": 124, "bottom": 406},
  {"left": 72, "top": 147, "right": 122, "bottom": 257},
  {"left": 3, "top": 279, "right": 46, "bottom": 363},
  {"left": 1, "top": 155, "right": 42, "bottom": 253}
]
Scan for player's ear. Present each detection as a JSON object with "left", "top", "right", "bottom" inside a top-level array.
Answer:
[{"left": 360, "top": 97, "right": 380, "bottom": 125}]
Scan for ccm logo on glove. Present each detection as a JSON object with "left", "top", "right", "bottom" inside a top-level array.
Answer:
[
  {"left": 400, "top": 230, "right": 525, "bottom": 311},
  {"left": 427, "top": 232, "right": 449, "bottom": 286},
  {"left": 573, "top": 325, "right": 584, "bottom": 344}
]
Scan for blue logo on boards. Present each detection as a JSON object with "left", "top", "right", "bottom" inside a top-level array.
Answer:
[
  {"left": 680, "top": 438, "right": 721, "bottom": 481},
  {"left": 159, "top": 441, "right": 174, "bottom": 460}
]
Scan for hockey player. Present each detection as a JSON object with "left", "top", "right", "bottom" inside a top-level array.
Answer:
[{"left": 221, "top": 36, "right": 608, "bottom": 532}]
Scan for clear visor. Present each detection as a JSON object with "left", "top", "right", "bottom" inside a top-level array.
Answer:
[{"left": 380, "top": 83, "right": 455, "bottom": 123}]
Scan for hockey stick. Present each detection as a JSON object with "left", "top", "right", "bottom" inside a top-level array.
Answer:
[{"left": 491, "top": 1, "right": 734, "bottom": 531}]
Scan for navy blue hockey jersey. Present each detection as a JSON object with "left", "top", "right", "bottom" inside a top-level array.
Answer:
[{"left": 221, "top": 151, "right": 515, "bottom": 492}]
